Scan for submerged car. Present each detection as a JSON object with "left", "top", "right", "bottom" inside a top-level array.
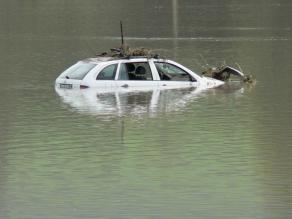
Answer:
[{"left": 55, "top": 56, "right": 225, "bottom": 90}]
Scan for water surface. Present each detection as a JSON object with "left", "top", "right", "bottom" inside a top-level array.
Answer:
[{"left": 0, "top": 1, "right": 291, "bottom": 219}]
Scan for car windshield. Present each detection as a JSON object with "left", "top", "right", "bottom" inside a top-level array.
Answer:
[{"left": 61, "top": 62, "right": 97, "bottom": 80}]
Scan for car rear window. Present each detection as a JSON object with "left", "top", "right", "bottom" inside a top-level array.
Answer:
[{"left": 61, "top": 62, "right": 97, "bottom": 80}]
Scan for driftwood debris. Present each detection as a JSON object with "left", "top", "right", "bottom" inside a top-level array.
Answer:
[
  {"left": 201, "top": 65, "right": 255, "bottom": 83},
  {"left": 97, "top": 46, "right": 160, "bottom": 59}
]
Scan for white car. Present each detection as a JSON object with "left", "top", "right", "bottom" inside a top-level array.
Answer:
[{"left": 55, "top": 57, "right": 224, "bottom": 90}]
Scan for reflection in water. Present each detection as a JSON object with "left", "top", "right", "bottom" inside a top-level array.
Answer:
[
  {"left": 55, "top": 85, "right": 245, "bottom": 117},
  {"left": 1, "top": 0, "right": 292, "bottom": 218},
  {"left": 172, "top": 0, "right": 178, "bottom": 58}
]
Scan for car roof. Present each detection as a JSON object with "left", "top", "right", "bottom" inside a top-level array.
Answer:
[
  {"left": 81, "top": 57, "right": 118, "bottom": 64},
  {"left": 80, "top": 56, "right": 166, "bottom": 64}
]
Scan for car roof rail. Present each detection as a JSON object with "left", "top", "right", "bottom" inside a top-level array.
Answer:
[{"left": 120, "top": 54, "right": 160, "bottom": 59}]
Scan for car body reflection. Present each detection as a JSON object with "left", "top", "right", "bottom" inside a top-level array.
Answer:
[{"left": 55, "top": 85, "right": 245, "bottom": 117}]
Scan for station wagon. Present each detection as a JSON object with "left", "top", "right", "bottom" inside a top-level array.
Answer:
[{"left": 55, "top": 57, "right": 224, "bottom": 90}]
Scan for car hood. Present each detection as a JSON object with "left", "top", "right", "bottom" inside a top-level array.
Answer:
[{"left": 200, "top": 76, "right": 225, "bottom": 88}]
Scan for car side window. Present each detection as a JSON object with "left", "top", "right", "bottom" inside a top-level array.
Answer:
[
  {"left": 155, "top": 62, "right": 195, "bottom": 81},
  {"left": 118, "top": 62, "right": 153, "bottom": 80},
  {"left": 96, "top": 64, "right": 118, "bottom": 80}
]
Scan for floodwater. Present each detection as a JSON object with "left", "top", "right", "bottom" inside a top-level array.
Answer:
[{"left": 0, "top": 0, "right": 291, "bottom": 218}]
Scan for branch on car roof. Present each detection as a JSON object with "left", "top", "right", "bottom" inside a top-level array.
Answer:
[{"left": 96, "top": 45, "right": 162, "bottom": 59}]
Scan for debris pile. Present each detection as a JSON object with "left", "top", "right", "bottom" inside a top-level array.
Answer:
[
  {"left": 97, "top": 46, "right": 160, "bottom": 59},
  {"left": 201, "top": 65, "right": 255, "bottom": 84}
]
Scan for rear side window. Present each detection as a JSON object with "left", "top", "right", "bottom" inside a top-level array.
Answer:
[
  {"left": 118, "top": 62, "right": 153, "bottom": 81},
  {"left": 61, "top": 62, "right": 96, "bottom": 80},
  {"left": 96, "top": 64, "right": 118, "bottom": 80}
]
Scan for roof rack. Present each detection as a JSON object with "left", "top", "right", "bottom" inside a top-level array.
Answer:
[
  {"left": 120, "top": 55, "right": 160, "bottom": 59},
  {"left": 96, "top": 46, "right": 161, "bottom": 59}
]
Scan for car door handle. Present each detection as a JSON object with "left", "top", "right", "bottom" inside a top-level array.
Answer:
[
  {"left": 163, "top": 84, "right": 167, "bottom": 86},
  {"left": 121, "top": 84, "right": 129, "bottom": 88}
]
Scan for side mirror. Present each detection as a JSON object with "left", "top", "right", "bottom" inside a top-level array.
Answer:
[{"left": 190, "top": 76, "right": 196, "bottom": 82}]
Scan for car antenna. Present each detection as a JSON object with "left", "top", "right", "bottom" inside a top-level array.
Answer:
[{"left": 120, "top": 21, "right": 125, "bottom": 56}]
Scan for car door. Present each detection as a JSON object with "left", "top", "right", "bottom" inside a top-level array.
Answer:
[
  {"left": 87, "top": 62, "right": 118, "bottom": 89},
  {"left": 115, "top": 61, "right": 158, "bottom": 91},
  {"left": 154, "top": 61, "right": 197, "bottom": 88}
]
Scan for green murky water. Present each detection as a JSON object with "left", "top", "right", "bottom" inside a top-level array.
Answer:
[{"left": 0, "top": 1, "right": 291, "bottom": 218}]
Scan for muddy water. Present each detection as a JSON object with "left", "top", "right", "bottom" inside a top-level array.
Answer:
[{"left": 0, "top": 0, "right": 291, "bottom": 218}]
